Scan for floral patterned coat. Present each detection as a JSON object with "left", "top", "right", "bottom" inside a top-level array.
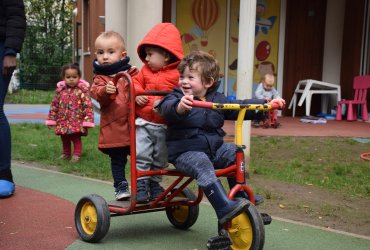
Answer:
[{"left": 45, "top": 80, "right": 95, "bottom": 135}]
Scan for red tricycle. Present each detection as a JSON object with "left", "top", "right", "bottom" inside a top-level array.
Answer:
[
  {"left": 74, "top": 72, "right": 280, "bottom": 249},
  {"left": 262, "top": 110, "right": 280, "bottom": 129}
]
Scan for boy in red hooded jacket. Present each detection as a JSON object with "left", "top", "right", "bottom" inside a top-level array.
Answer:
[{"left": 133, "top": 23, "right": 184, "bottom": 203}]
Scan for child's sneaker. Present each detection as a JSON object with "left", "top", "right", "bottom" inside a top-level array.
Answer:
[
  {"left": 136, "top": 179, "right": 150, "bottom": 203},
  {"left": 70, "top": 154, "right": 80, "bottom": 163},
  {"left": 115, "top": 180, "right": 131, "bottom": 201},
  {"left": 59, "top": 154, "right": 70, "bottom": 160},
  {"left": 149, "top": 180, "right": 165, "bottom": 200}
]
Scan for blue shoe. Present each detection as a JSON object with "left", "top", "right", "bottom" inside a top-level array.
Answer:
[
  {"left": 149, "top": 180, "right": 165, "bottom": 200},
  {"left": 115, "top": 180, "right": 131, "bottom": 201},
  {"left": 0, "top": 180, "right": 15, "bottom": 197},
  {"left": 136, "top": 179, "right": 150, "bottom": 204},
  {"left": 235, "top": 192, "right": 264, "bottom": 205}
]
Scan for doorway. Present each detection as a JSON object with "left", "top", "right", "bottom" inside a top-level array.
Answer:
[{"left": 283, "top": 0, "right": 327, "bottom": 116}]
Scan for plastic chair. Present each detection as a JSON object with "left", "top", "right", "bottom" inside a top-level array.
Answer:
[
  {"left": 288, "top": 79, "right": 341, "bottom": 117},
  {"left": 336, "top": 76, "right": 370, "bottom": 121}
]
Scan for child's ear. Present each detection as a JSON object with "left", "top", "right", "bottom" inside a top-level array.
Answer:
[
  {"left": 121, "top": 51, "right": 127, "bottom": 58},
  {"left": 204, "top": 78, "right": 215, "bottom": 89}
]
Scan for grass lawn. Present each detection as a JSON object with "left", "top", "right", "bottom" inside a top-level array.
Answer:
[
  {"left": 5, "top": 89, "right": 54, "bottom": 104},
  {"left": 11, "top": 123, "right": 370, "bottom": 198}
]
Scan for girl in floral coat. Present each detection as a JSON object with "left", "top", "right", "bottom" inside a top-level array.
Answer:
[{"left": 45, "top": 64, "right": 94, "bottom": 162}]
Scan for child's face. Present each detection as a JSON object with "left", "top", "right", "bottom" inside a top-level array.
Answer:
[
  {"left": 179, "top": 66, "right": 213, "bottom": 98},
  {"left": 64, "top": 68, "right": 80, "bottom": 87},
  {"left": 95, "top": 36, "right": 127, "bottom": 65},
  {"left": 263, "top": 75, "right": 275, "bottom": 91},
  {"left": 144, "top": 47, "right": 168, "bottom": 72}
]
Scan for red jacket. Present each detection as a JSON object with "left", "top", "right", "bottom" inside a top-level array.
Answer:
[
  {"left": 133, "top": 23, "right": 184, "bottom": 124},
  {"left": 91, "top": 71, "right": 136, "bottom": 149}
]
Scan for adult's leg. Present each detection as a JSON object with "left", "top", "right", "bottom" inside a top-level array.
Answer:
[{"left": 0, "top": 44, "right": 14, "bottom": 197}]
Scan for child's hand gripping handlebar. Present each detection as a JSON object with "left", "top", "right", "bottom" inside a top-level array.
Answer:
[{"left": 110, "top": 72, "right": 127, "bottom": 100}]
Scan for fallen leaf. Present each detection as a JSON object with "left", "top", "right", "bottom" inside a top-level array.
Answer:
[{"left": 279, "top": 204, "right": 285, "bottom": 208}]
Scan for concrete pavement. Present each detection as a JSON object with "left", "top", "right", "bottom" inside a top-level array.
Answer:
[{"left": 4, "top": 104, "right": 101, "bottom": 124}]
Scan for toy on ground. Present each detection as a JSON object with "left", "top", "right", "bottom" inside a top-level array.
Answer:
[
  {"left": 360, "top": 152, "right": 370, "bottom": 161},
  {"left": 262, "top": 110, "right": 280, "bottom": 129},
  {"left": 74, "top": 72, "right": 281, "bottom": 249}
]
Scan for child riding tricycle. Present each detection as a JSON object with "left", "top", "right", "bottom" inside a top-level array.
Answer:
[{"left": 74, "top": 51, "right": 284, "bottom": 250}]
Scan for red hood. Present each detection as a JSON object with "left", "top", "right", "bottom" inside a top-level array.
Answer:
[{"left": 137, "top": 23, "right": 184, "bottom": 64}]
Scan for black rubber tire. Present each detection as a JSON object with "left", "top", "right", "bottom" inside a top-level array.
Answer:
[
  {"left": 74, "top": 194, "right": 111, "bottom": 243},
  {"left": 165, "top": 187, "right": 199, "bottom": 229},
  {"left": 219, "top": 203, "right": 265, "bottom": 250}
]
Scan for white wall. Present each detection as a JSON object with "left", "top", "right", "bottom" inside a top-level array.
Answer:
[
  {"left": 322, "top": 0, "right": 345, "bottom": 109},
  {"left": 322, "top": 0, "right": 345, "bottom": 85},
  {"left": 105, "top": 0, "right": 163, "bottom": 68},
  {"left": 105, "top": 0, "right": 127, "bottom": 37}
]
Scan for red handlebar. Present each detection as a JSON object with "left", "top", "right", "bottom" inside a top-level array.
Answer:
[
  {"left": 110, "top": 72, "right": 128, "bottom": 100},
  {"left": 192, "top": 100, "right": 213, "bottom": 109}
]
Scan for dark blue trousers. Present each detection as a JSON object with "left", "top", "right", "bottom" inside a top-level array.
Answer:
[{"left": 0, "top": 43, "right": 13, "bottom": 182}]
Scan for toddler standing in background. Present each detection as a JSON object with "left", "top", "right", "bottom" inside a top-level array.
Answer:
[
  {"left": 45, "top": 63, "right": 94, "bottom": 163},
  {"left": 133, "top": 23, "right": 184, "bottom": 203},
  {"left": 90, "top": 31, "right": 138, "bottom": 201}
]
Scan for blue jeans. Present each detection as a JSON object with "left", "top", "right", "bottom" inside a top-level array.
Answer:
[{"left": 0, "top": 43, "right": 13, "bottom": 180}]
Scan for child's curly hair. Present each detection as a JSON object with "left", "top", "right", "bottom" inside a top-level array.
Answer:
[{"left": 178, "top": 50, "right": 220, "bottom": 86}]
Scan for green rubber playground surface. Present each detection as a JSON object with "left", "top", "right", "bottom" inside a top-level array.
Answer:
[{"left": 11, "top": 163, "right": 370, "bottom": 250}]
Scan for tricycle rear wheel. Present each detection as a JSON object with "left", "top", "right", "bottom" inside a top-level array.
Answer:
[
  {"left": 166, "top": 187, "right": 199, "bottom": 229},
  {"left": 74, "top": 194, "right": 110, "bottom": 243}
]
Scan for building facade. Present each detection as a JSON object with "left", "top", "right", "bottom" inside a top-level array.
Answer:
[{"left": 73, "top": 0, "right": 370, "bottom": 117}]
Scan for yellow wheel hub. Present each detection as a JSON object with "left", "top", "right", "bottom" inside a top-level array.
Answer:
[
  {"left": 228, "top": 213, "right": 253, "bottom": 250},
  {"left": 80, "top": 201, "right": 98, "bottom": 235},
  {"left": 171, "top": 206, "right": 189, "bottom": 223}
]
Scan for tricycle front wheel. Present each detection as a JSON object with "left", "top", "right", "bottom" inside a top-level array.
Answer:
[
  {"left": 74, "top": 194, "right": 111, "bottom": 243},
  {"left": 219, "top": 203, "right": 265, "bottom": 250}
]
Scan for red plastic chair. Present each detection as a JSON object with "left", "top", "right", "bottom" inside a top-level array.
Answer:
[{"left": 336, "top": 76, "right": 370, "bottom": 121}]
